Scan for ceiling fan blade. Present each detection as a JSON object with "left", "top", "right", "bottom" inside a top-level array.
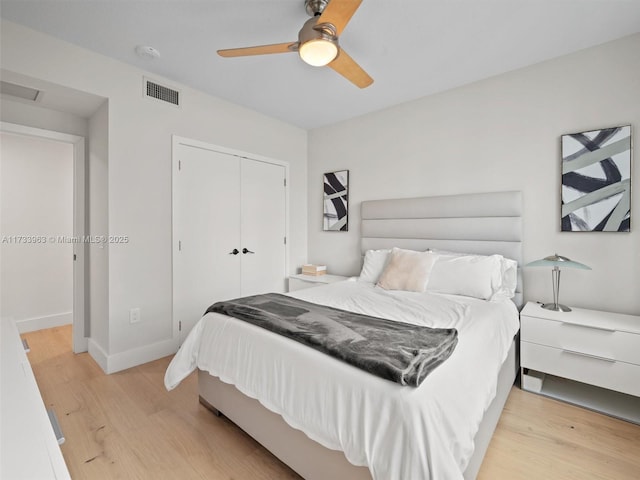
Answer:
[
  {"left": 318, "top": 0, "right": 363, "bottom": 35},
  {"left": 218, "top": 42, "right": 296, "bottom": 58},
  {"left": 328, "top": 48, "right": 373, "bottom": 88}
]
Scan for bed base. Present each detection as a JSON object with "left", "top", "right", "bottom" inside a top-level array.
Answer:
[{"left": 198, "top": 338, "right": 518, "bottom": 480}]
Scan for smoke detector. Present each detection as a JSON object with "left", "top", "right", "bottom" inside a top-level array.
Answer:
[{"left": 135, "top": 45, "right": 161, "bottom": 60}]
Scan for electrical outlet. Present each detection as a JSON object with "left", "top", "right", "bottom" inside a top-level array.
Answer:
[{"left": 129, "top": 308, "right": 141, "bottom": 324}]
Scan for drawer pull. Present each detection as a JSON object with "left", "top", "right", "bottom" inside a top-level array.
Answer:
[
  {"left": 560, "top": 322, "right": 615, "bottom": 333},
  {"left": 562, "top": 349, "right": 616, "bottom": 363},
  {"left": 47, "top": 408, "right": 65, "bottom": 445}
]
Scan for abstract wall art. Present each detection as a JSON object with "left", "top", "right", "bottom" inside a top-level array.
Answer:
[
  {"left": 561, "top": 125, "right": 631, "bottom": 232},
  {"left": 323, "top": 170, "right": 349, "bottom": 231}
]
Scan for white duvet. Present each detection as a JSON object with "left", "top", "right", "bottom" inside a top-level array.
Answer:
[{"left": 165, "top": 280, "right": 519, "bottom": 480}]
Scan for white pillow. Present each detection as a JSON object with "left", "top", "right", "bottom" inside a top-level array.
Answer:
[
  {"left": 358, "top": 249, "right": 391, "bottom": 283},
  {"left": 492, "top": 257, "right": 518, "bottom": 301},
  {"left": 426, "top": 254, "right": 503, "bottom": 300},
  {"left": 377, "top": 248, "right": 437, "bottom": 292},
  {"left": 429, "top": 249, "right": 518, "bottom": 301}
]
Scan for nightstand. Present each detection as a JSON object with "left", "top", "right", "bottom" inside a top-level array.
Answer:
[
  {"left": 520, "top": 301, "right": 640, "bottom": 424},
  {"left": 288, "top": 274, "right": 348, "bottom": 292}
]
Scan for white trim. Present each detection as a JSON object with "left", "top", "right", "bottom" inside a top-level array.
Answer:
[
  {"left": 0, "top": 121, "right": 87, "bottom": 353},
  {"left": 0, "top": 122, "right": 82, "bottom": 144},
  {"left": 72, "top": 133, "right": 87, "bottom": 353},
  {"left": 90, "top": 337, "right": 178, "bottom": 374},
  {"left": 88, "top": 338, "right": 108, "bottom": 373},
  {"left": 171, "top": 135, "right": 290, "bottom": 345},
  {"left": 172, "top": 135, "right": 290, "bottom": 168},
  {"left": 15, "top": 312, "right": 73, "bottom": 334}
]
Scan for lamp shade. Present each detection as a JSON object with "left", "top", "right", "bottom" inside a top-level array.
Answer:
[
  {"left": 299, "top": 38, "right": 338, "bottom": 66},
  {"left": 525, "top": 253, "right": 591, "bottom": 312},
  {"left": 525, "top": 254, "right": 591, "bottom": 270}
]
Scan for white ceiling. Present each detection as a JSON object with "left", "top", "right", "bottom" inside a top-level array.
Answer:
[{"left": 1, "top": 0, "right": 639, "bottom": 129}]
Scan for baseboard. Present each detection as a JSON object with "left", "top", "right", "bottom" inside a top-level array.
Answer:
[
  {"left": 16, "top": 312, "right": 72, "bottom": 333},
  {"left": 88, "top": 338, "right": 109, "bottom": 373},
  {"left": 89, "top": 337, "right": 178, "bottom": 374}
]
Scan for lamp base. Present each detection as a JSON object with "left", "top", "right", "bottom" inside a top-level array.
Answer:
[{"left": 541, "top": 303, "right": 572, "bottom": 312}]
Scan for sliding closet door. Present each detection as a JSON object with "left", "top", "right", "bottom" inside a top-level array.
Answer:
[
  {"left": 174, "top": 145, "right": 241, "bottom": 341},
  {"left": 240, "top": 158, "right": 287, "bottom": 296}
]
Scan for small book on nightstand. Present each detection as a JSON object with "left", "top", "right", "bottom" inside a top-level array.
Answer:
[{"left": 301, "top": 264, "right": 327, "bottom": 276}]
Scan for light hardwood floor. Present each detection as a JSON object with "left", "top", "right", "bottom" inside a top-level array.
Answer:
[{"left": 23, "top": 325, "right": 640, "bottom": 479}]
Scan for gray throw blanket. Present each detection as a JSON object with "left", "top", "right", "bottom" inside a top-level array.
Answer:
[{"left": 206, "top": 293, "right": 458, "bottom": 387}]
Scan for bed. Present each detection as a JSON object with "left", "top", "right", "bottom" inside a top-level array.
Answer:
[{"left": 165, "top": 190, "right": 523, "bottom": 480}]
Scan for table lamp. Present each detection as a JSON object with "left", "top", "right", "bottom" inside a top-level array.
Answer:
[{"left": 525, "top": 253, "right": 591, "bottom": 312}]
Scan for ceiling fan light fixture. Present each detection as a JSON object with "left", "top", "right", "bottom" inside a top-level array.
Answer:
[
  {"left": 217, "top": 0, "right": 373, "bottom": 88},
  {"left": 299, "top": 38, "right": 338, "bottom": 66}
]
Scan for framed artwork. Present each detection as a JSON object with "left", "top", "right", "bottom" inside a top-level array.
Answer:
[
  {"left": 323, "top": 170, "right": 349, "bottom": 231},
  {"left": 561, "top": 125, "right": 631, "bottom": 232}
]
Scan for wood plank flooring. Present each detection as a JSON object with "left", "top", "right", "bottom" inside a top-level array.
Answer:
[{"left": 23, "top": 325, "right": 640, "bottom": 479}]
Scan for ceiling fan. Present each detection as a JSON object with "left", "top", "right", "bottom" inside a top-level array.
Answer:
[{"left": 217, "top": 0, "right": 373, "bottom": 88}]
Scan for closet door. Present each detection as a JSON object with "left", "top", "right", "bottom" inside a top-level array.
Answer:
[
  {"left": 173, "top": 140, "right": 288, "bottom": 343},
  {"left": 240, "top": 158, "right": 287, "bottom": 296},
  {"left": 174, "top": 145, "right": 241, "bottom": 341}
]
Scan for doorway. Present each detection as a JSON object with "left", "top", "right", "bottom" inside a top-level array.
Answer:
[{"left": 0, "top": 122, "right": 86, "bottom": 353}]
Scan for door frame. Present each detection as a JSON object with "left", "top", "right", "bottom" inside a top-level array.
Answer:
[
  {"left": 171, "top": 135, "right": 290, "bottom": 344},
  {"left": 1, "top": 121, "right": 87, "bottom": 353}
]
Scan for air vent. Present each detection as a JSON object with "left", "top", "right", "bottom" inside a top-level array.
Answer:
[
  {"left": 144, "top": 78, "right": 180, "bottom": 106},
  {"left": 0, "top": 81, "right": 41, "bottom": 102}
]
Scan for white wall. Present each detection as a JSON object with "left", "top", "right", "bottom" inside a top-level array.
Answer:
[
  {"left": 308, "top": 33, "right": 640, "bottom": 316},
  {"left": 0, "top": 20, "right": 308, "bottom": 371},
  {"left": 0, "top": 132, "right": 73, "bottom": 327}
]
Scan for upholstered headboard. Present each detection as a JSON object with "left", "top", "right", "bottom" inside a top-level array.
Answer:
[{"left": 360, "top": 191, "right": 524, "bottom": 307}]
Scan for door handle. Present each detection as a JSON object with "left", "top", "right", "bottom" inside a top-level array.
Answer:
[
  {"left": 242, "top": 248, "right": 255, "bottom": 254},
  {"left": 229, "top": 248, "right": 239, "bottom": 255}
]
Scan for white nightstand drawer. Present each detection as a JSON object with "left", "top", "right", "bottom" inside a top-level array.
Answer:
[
  {"left": 521, "top": 341, "right": 640, "bottom": 397},
  {"left": 521, "top": 316, "right": 640, "bottom": 365}
]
